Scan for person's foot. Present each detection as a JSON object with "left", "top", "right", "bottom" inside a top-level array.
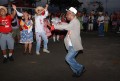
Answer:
[
  {"left": 72, "top": 67, "right": 86, "bottom": 78},
  {"left": 3, "top": 57, "right": 8, "bottom": 63},
  {"left": 23, "top": 51, "right": 27, "bottom": 55},
  {"left": 43, "top": 49, "right": 50, "bottom": 53},
  {"left": 8, "top": 56, "right": 14, "bottom": 61},
  {"left": 28, "top": 52, "right": 33, "bottom": 55},
  {"left": 36, "top": 52, "right": 40, "bottom": 55}
]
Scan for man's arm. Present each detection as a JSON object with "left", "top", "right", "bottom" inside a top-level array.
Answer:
[
  {"left": 44, "top": 4, "right": 48, "bottom": 11},
  {"left": 43, "top": 4, "right": 49, "bottom": 17},
  {"left": 11, "top": 4, "right": 17, "bottom": 18}
]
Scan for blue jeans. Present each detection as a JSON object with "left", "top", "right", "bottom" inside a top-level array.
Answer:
[
  {"left": 65, "top": 46, "right": 83, "bottom": 74},
  {"left": 98, "top": 23, "right": 104, "bottom": 36},
  {"left": 36, "top": 32, "right": 48, "bottom": 52}
]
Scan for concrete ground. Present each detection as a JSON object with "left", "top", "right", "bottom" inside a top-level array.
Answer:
[{"left": 0, "top": 31, "right": 120, "bottom": 81}]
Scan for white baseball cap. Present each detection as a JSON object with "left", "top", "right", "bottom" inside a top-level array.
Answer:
[{"left": 66, "top": 7, "right": 77, "bottom": 14}]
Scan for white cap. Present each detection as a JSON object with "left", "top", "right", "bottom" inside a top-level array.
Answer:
[{"left": 66, "top": 7, "right": 77, "bottom": 14}]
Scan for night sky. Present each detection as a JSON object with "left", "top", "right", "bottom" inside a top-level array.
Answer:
[{"left": 0, "top": 0, "right": 120, "bottom": 12}]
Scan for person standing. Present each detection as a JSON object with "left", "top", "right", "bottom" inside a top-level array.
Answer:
[
  {"left": 50, "top": 7, "right": 85, "bottom": 77},
  {"left": 43, "top": 18, "right": 52, "bottom": 38},
  {"left": 104, "top": 12, "right": 110, "bottom": 32},
  {"left": 19, "top": 10, "right": 33, "bottom": 54},
  {"left": 0, "top": 5, "right": 16, "bottom": 63},
  {"left": 35, "top": 4, "right": 50, "bottom": 55},
  {"left": 82, "top": 13, "right": 88, "bottom": 32},
  {"left": 97, "top": 12, "right": 105, "bottom": 36},
  {"left": 88, "top": 13, "right": 94, "bottom": 31}
]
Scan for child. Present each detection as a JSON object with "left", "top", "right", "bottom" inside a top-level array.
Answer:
[{"left": 19, "top": 10, "right": 33, "bottom": 54}]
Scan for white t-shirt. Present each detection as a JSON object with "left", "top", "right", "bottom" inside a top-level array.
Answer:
[
  {"left": 98, "top": 16, "right": 104, "bottom": 23},
  {"left": 67, "top": 35, "right": 72, "bottom": 46},
  {"left": 35, "top": 10, "right": 48, "bottom": 33}
]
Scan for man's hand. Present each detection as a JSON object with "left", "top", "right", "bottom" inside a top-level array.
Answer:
[
  {"left": 45, "top": 4, "right": 48, "bottom": 10},
  {"left": 12, "top": 4, "right": 16, "bottom": 10}
]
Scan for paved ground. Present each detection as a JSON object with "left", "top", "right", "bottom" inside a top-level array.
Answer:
[{"left": 0, "top": 31, "right": 120, "bottom": 81}]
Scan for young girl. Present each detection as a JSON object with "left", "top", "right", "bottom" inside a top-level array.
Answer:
[
  {"left": 44, "top": 18, "right": 52, "bottom": 38},
  {"left": 19, "top": 11, "right": 33, "bottom": 54}
]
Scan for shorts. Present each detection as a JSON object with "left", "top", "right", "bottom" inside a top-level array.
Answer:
[{"left": 0, "top": 33, "right": 14, "bottom": 50}]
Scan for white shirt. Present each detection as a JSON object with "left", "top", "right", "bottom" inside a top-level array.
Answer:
[
  {"left": 89, "top": 16, "right": 94, "bottom": 23},
  {"left": 67, "top": 35, "right": 72, "bottom": 46},
  {"left": 67, "top": 30, "right": 72, "bottom": 46},
  {"left": 35, "top": 10, "right": 48, "bottom": 33},
  {"left": 51, "top": 17, "right": 61, "bottom": 25},
  {"left": 98, "top": 16, "right": 104, "bottom": 23}
]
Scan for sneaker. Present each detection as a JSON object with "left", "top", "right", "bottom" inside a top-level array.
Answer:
[
  {"left": 3, "top": 57, "right": 8, "bottom": 63},
  {"left": 9, "top": 56, "right": 14, "bottom": 61},
  {"left": 43, "top": 49, "right": 50, "bottom": 53},
  {"left": 36, "top": 52, "right": 40, "bottom": 55},
  {"left": 72, "top": 66, "right": 86, "bottom": 78}
]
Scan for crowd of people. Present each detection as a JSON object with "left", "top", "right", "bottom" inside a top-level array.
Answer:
[
  {"left": 0, "top": 4, "right": 120, "bottom": 78},
  {"left": 77, "top": 11, "right": 120, "bottom": 34}
]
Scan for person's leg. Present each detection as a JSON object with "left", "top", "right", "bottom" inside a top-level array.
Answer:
[
  {"left": 0, "top": 34, "right": 8, "bottom": 63},
  {"left": 52, "top": 31, "right": 56, "bottom": 42},
  {"left": 41, "top": 32, "right": 50, "bottom": 53},
  {"left": 57, "top": 35, "right": 59, "bottom": 41},
  {"left": 28, "top": 43, "right": 32, "bottom": 54},
  {"left": 106, "top": 23, "right": 108, "bottom": 32},
  {"left": 104, "top": 23, "right": 107, "bottom": 32},
  {"left": 101, "top": 23, "right": 104, "bottom": 36},
  {"left": 65, "top": 46, "right": 83, "bottom": 75},
  {"left": 88, "top": 24, "right": 90, "bottom": 31},
  {"left": 90, "top": 24, "right": 92, "bottom": 31},
  {"left": 53, "top": 34, "right": 56, "bottom": 42},
  {"left": 99, "top": 23, "right": 104, "bottom": 36},
  {"left": 24, "top": 43, "right": 28, "bottom": 53},
  {"left": 91, "top": 24, "right": 93, "bottom": 31},
  {"left": 7, "top": 33, "right": 14, "bottom": 61},
  {"left": 36, "top": 33, "right": 41, "bottom": 55}
]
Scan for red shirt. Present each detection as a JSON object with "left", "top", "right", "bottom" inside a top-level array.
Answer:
[{"left": 0, "top": 15, "right": 13, "bottom": 33}]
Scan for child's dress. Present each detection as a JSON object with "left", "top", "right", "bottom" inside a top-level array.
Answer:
[{"left": 20, "top": 19, "right": 33, "bottom": 43}]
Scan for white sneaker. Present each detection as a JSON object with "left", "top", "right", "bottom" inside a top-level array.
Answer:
[
  {"left": 36, "top": 52, "right": 40, "bottom": 55},
  {"left": 43, "top": 49, "right": 50, "bottom": 53}
]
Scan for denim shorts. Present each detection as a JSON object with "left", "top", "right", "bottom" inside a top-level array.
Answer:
[{"left": 0, "top": 33, "right": 14, "bottom": 50}]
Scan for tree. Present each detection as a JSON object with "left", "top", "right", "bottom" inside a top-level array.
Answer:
[
  {"left": 96, "top": 1, "right": 104, "bottom": 12},
  {"left": 82, "top": 8, "right": 87, "bottom": 14}
]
